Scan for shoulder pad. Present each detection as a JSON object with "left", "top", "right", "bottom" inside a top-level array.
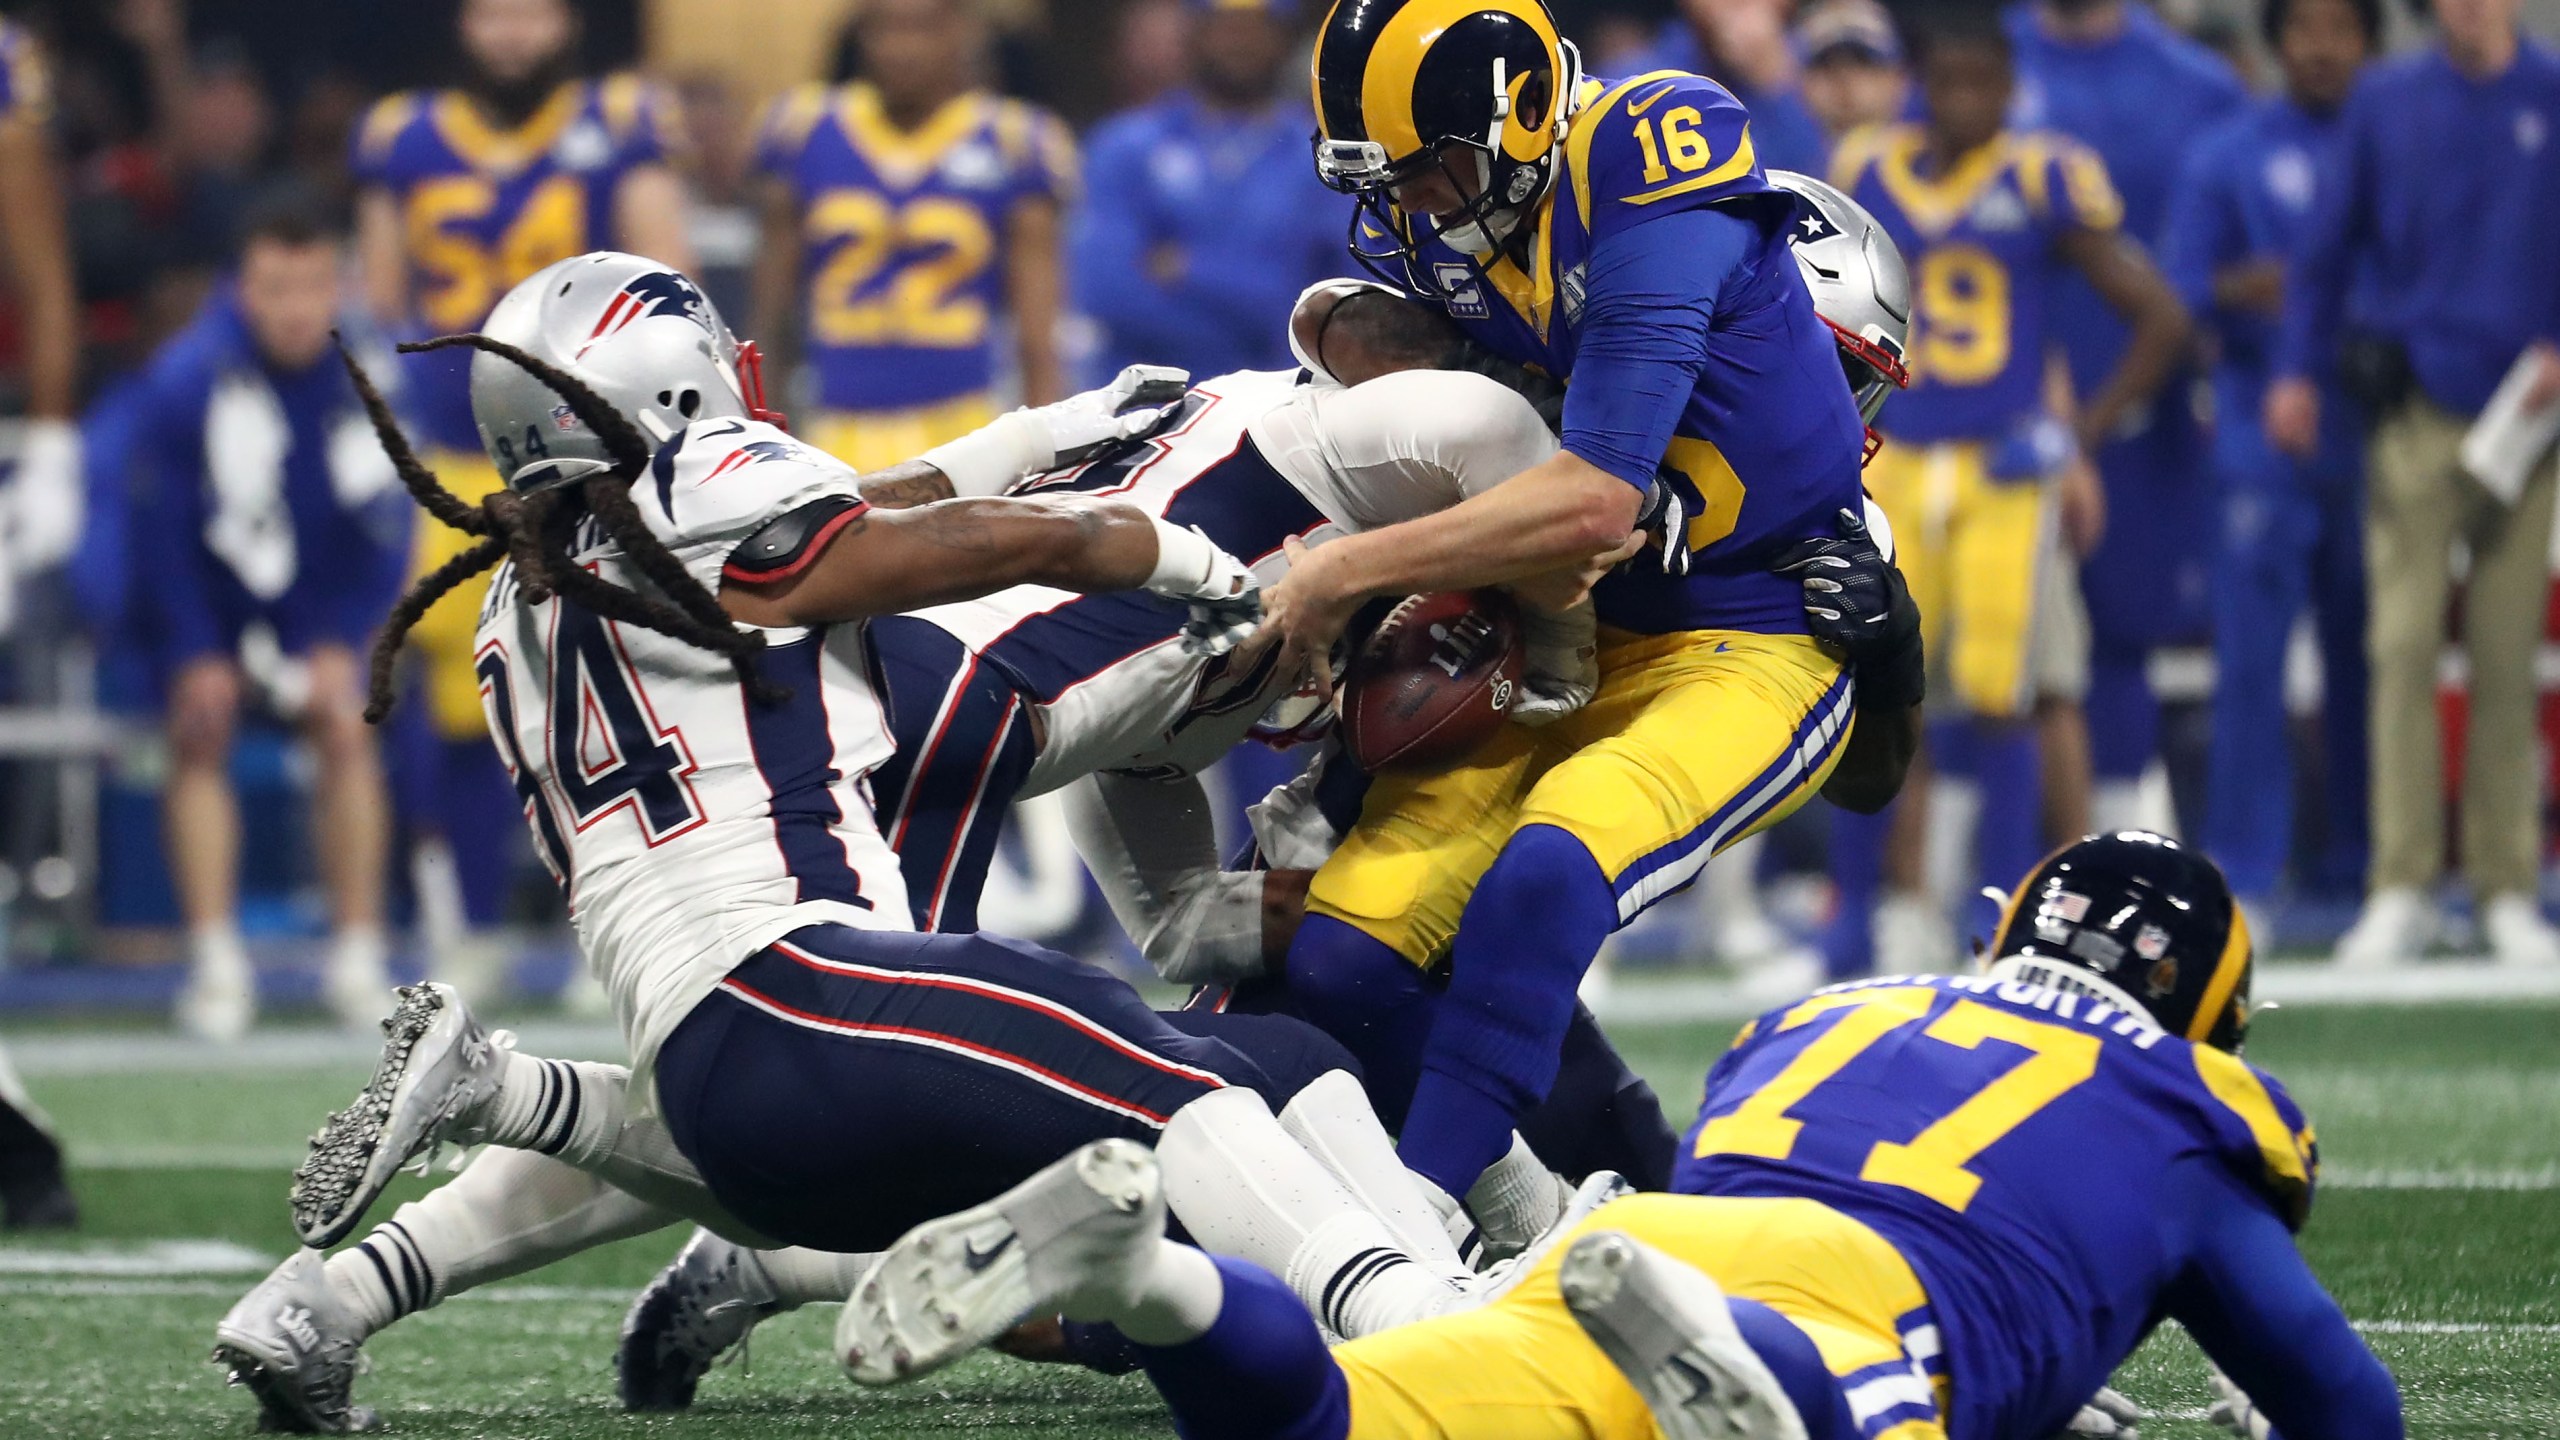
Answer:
[
  {"left": 2193, "top": 1046, "right": 2319, "bottom": 1230},
  {"left": 725, "top": 495, "right": 869, "bottom": 584},
  {"left": 758, "top": 83, "right": 834, "bottom": 158},
  {"left": 641, "top": 419, "right": 862, "bottom": 564},
  {"left": 1826, "top": 123, "right": 1902, "bottom": 192},
  {"left": 1567, "top": 72, "right": 1771, "bottom": 235},
  {"left": 2016, "top": 131, "right": 2124, "bottom": 232},
  {"left": 356, "top": 93, "right": 422, "bottom": 168}
]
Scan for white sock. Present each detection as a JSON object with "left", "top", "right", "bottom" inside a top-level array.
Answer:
[
  {"left": 1465, "top": 1133, "right": 1569, "bottom": 1257},
  {"left": 189, "top": 923, "right": 249, "bottom": 980},
  {"left": 1084, "top": 1238, "right": 1224, "bottom": 1346},
  {"left": 1278, "top": 1070, "right": 1471, "bottom": 1279},
  {"left": 474, "top": 1053, "right": 629, "bottom": 1167},
  {"left": 322, "top": 1148, "right": 679, "bottom": 1339},
  {"left": 754, "top": 1245, "right": 873, "bottom": 1309},
  {"left": 1155, "top": 1087, "right": 1458, "bottom": 1340}
]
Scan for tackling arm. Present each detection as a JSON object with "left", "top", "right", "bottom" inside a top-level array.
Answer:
[{"left": 1061, "top": 771, "right": 1309, "bottom": 986}]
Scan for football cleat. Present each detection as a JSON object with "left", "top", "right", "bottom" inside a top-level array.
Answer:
[
  {"left": 1559, "top": 1230, "right": 1810, "bottom": 1440},
  {"left": 838, "top": 1139, "right": 1163, "bottom": 1386},
  {"left": 1462, "top": 1168, "right": 1634, "bottom": 1308},
  {"left": 212, "top": 1249, "right": 378, "bottom": 1434},
  {"left": 615, "top": 1228, "right": 784, "bottom": 1411},
  {"left": 288, "top": 983, "right": 510, "bottom": 1248}
]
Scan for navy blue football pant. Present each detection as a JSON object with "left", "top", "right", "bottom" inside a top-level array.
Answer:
[
  {"left": 866, "top": 615, "right": 1040, "bottom": 934},
  {"left": 2201, "top": 396, "right": 2369, "bottom": 899},
  {"left": 653, "top": 924, "right": 1355, "bottom": 1254}
]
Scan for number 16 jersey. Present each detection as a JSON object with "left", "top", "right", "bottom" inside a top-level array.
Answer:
[{"left": 472, "top": 420, "right": 908, "bottom": 1076}]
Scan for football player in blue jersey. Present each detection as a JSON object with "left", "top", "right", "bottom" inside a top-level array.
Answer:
[
  {"left": 142, "top": 201, "right": 417, "bottom": 1042},
  {"left": 2006, "top": 0, "right": 2248, "bottom": 831},
  {"left": 1073, "top": 0, "right": 1347, "bottom": 384},
  {"left": 2160, "top": 0, "right": 2378, "bottom": 931},
  {"left": 846, "top": 830, "right": 2402, "bottom": 1440},
  {"left": 749, "top": 0, "right": 1078, "bottom": 474},
  {"left": 1246, "top": 0, "right": 1901, "bottom": 1212}
]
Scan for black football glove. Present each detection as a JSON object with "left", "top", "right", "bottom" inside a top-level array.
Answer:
[
  {"left": 1775, "top": 506, "right": 1924, "bottom": 712},
  {"left": 1637, "top": 474, "right": 1692, "bottom": 576}
]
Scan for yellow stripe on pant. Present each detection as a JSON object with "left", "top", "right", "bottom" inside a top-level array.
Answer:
[
  {"left": 1333, "top": 1193, "right": 1949, "bottom": 1439},
  {"left": 1862, "top": 439, "right": 2050, "bottom": 719},
  {"left": 803, "top": 393, "right": 999, "bottom": 475},
  {"left": 1306, "top": 629, "right": 1853, "bottom": 967},
  {"left": 408, "top": 448, "right": 510, "bottom": 742}
]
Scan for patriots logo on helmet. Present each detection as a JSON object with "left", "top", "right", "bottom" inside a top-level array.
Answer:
[{"left": 579, "top": 270, "right": 714, "bottom": 356}]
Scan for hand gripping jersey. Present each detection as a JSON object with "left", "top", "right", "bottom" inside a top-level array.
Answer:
[
  {"left": 756, "top": 83, "right": 1076, "bottom": 415},
  {"left": 354, "top": 78, "right": 683, "bottom": 450},
  {"left": 1675, "top": 973, "right": 2321, "bottom": 1440},
  {"left": 1385, "top": 70, "right": 1867, "bottom": 636},
  {"left": 472, "top": 419, "right": 906, "bottom": 1073},
  {"left": 910, "top": 365, "right": 1562, "bottom": 791},
  {"left": 1834, "top": 125, "right": 2125, "bottom": 446}
]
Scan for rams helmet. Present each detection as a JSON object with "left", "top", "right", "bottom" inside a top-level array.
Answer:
[
  {"left": 1311, "top": 0, "right": 1583, "bottom": 290},
  {"left": 1767, "top": 170, "right": 1911, "bottom": 463},
  {"left": 1985, "top": 832, "right": 2255, "bottom": 1053}
]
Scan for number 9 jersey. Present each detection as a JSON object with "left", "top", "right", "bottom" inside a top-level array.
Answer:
[{"left": 1676, "top": 972, "right": 2321, "bottom": 1440}]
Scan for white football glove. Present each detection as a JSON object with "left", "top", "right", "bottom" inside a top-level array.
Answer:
[
  {"left": 2206, "top": 1367, "right": 2275, "bottom": 1440},
  {"left": 917, "top": 366, "right": 1192, "bottom": 496},
  {"left": 1510, "top": 601, "right": 1598, "bottom": 727},
  {"left": 4, "top": 418, "right": 84, "bottom": 572},
  {"left": 2054, "top": 1386, "right": 2144, "bottom": 1440},
  {"left": 1144, "top": 519, "right": 1262, "bottom": 657}
]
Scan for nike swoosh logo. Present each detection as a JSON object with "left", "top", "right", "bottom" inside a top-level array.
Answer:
[
  {"left": 963, "top": 1232, "right": 1017, "bottom": 1272},
  {"left": 1625, "top": 82, "right": 1679, "bottom": 118}
]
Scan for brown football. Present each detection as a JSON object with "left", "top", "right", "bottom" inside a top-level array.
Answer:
[{"left": 1339, "top": 590, "right": 1524, "bottom": 774}]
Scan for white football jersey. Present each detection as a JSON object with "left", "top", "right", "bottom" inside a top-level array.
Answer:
[
  {"left": 473, "top": 418, "right": 909, "bottom": 1072},
  {"left": 911, "top": 366, "right": 1562, "bottom": 793}
]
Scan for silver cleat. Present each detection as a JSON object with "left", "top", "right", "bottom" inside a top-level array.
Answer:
[
  {"left": 615, "top": 1228, "right": 784, "bottom": 1411},
  {"left": 288, "top": 983, "right": 509, "bottom": 1248},
  {"left": 1559, "top": 1230, "right": 1811, "bottom": 1440},
  {"left": 212, "top": 1249, "right": 379, "bottom": 1434}
]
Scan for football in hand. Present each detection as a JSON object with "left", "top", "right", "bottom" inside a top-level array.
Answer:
[{"left": 1339, "top": 590, "right": 1524, "bottom": 773}]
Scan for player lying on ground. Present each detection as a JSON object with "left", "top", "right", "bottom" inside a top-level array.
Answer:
[
  {"left": 213, "top": 255, "right": 1591, "bottom": 1432},
  {"left": 843, "top": 832, "right": 2403, "bottom": 1440}
]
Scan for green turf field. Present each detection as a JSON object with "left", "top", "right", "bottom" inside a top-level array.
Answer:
[{"left": 1, "top": 996, "right": 2553, "bottom": 1438}]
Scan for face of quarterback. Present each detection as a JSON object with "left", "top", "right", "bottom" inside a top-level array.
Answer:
[
  {"left": 2278, "top": 0, "right": 2371, "bottom": 112},
  {"left": 1386, "top": 144, "right": 1511, "bottom": 255},
  {"left": 239, "top": 236, "right": 344, "bottom": 374},
  {"left": 460, "top": 0, "right": 576, "bottom": 88},
  {"left": 1919, "top": 40, "right": 2012, "bottom": 161},
  {"left": 861, "top": 0, "right": 984, "bottom": 118}
]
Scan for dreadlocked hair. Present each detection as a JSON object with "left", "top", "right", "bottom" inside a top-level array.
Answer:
[{"left": 347, "top": 333, "right": 787, "bottom": 726}]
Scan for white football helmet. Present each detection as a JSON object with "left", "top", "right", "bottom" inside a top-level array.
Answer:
[
  {"left": 467, "top": 252, "right": 784, "bottom": 492},
  {"left": 1767, "top": 170, "right": 1912, "bottom": 459}
]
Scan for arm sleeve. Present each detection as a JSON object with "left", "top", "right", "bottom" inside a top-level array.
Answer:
[
  {"left": 1276, "top": 370, "right": 1560, "bottom": 529},
  {"left": 1061, "top": 771, "right": 1271, "bottom": 986},
  {"left": 2168, "top": 1163, "right": 2404, "bottom": 1440},
  {"left": 1558, "top": 205, "right": 1753, "bottom": 488},
  {"left": 2276, "top": 84, "right": 2372, "bottom": 381}
]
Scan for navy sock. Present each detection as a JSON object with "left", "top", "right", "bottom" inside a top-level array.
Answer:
[
  {"left": 1726, "top": 1297, "right": 1862, "bottom": 1440},
  {"left": 1141, "top": 1256, "right": 1349, "bottom": 1440},
  {"left": 1282, "top": 915, "right": 1436, "bottom": 1127},
  {"left": 1968, "top": 718, "right": 2043, "bottom": 942},
  {"left": 1400, "top": 824, "right": 1616, "bottom": 1197}
]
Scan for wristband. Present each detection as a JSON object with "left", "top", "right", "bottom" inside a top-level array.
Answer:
[{"left": 1144, "top": 517, "right": 1220, "bottom": 597}]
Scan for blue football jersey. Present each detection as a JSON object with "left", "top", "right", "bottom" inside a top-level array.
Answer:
[
  {"left": 1835, "top": 124, "right": 2124, "bottom": 444},
  {"left": 1388, "top": 71, "right": 1868, "bottom": 636},
  {"left": 756, "top": 83, "right": 1076, "bottom": 413},
  {"left": 353, "top": 78, "right": 683, "bottom": 450},
  {"left": 1675, "top": 972, "right": 2320, "bottom": 1440}
]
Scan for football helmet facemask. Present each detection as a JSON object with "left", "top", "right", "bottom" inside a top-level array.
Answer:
[{"left": 1311, "top": 0, "right": 1583, "bottom": 295}]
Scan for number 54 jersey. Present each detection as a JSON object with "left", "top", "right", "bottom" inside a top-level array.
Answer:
[
  {"left": 472, "top": 420, "right": 908, "bottom": 1076},
  {"left": 1675, "top": 972, "right": 2319, "bottom": 1440}
]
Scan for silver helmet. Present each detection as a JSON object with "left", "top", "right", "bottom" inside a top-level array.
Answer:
[
  {"left": 1767, "top": 170, "right": 1911, "bottom": 453},
  {"left": 469, "top": 252, "right": 783, "bottom": 492}
]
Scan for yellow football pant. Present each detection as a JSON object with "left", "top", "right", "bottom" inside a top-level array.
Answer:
[
  {"left": 1863, "top": 440, "right": 2053, "bottom": 720},
  {"left": 1308, "top": 629, "right": 1853, "bottom": 967},
  {"left": 1334, "top": 1193, "right": 1949, "bottom": 1439},
  {"left": 407, "top": 449, "right": 509, "bottom": 742},
  {"left": 803, "top": 393, "right": 999, "bottom": 476}
]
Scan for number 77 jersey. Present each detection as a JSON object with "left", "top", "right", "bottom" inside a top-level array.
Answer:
[{"left": 1675, "top": 972, "right": 2319, "bottom": 1439}]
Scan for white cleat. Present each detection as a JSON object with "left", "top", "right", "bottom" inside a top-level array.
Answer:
[
  {"left": 1462, "top": 1168, "right": 1635, "bottom": 1308},
  {"left": 2482, "top": 894, "right": 2560, "bottom": 969},
  {"left": 1559, "top": 1231, "right": 1810, "bottom": 1440},
  {"left": 838, "top": 1139, "right": 1164, "bottom": 1386},
  {"left": 212, "top": 1249, "right": 378, "bottom": 1434},
  {"left": 176, "top": 963, "right": 257, "bottom": 1044},
  {"left": 288, "top": 983, "right": 510, "bottom": 1248},
  {"left": 615, "top": 1228, "right": 785, "bottom": 1411},
  {"left": 2333, "top": 886, "right": 2436, "bottom": 970}
]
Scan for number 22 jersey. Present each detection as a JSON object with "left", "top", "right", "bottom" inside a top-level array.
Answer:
[{"left": 472, "top": 420, "right": 908, "bottom": 1076}]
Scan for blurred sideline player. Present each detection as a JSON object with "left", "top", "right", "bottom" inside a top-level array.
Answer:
[
  {"left": 0, "top": 13, "right": 81, "bottom": 1229},
  {"left": 846, "top": 833, "right": 2402, "bottom": 1440},
  {"left": 1829, "top": 6, "right": 2187, "bottom": 967},
  {"left": 1797, "top": 0, "right": 1909, "bottom": 148},
  {"left": 2160, "top": 0, "right": 2377, "bottom": 931},
  {"left": 143, "top": 202, "right": 414, "bottom": 1040},
  {"left": 2009, "top": 0, "right": 2246, "bottom": 830},
  {"left": 353, "top": 0, "right": 694, "bottom": 997},
  {"left": 1258, "top": 0, "right": 1909, "bottom": 1213},
  {"left": 1073, "top": 0, "right": 1344, "bottom": 382},
  {"left": 750, "top": 0, "right": 1075, "bottom": 473}
]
